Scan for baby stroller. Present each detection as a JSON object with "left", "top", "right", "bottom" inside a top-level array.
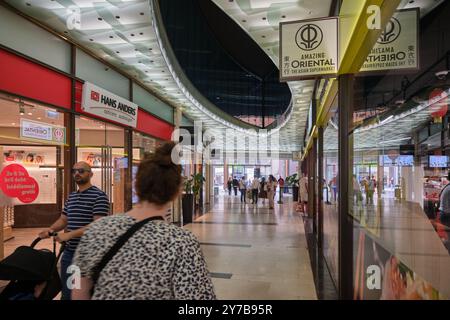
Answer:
[{"left": 0, "top": 233, "right": 64, "bottom": 300}]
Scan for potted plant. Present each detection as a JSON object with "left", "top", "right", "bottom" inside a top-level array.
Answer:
[
  {"left": 182, "top": 176, "right": 194, "bottom": 224},
  {"left": 287, "top": 173, "right": 300, "bottom": 202},
  {"left": 192, "top": 173, "right": 206, "bottom": 208}
]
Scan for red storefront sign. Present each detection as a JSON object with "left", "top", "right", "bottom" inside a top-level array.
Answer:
[{"left": 0, "top": 164, "right": 39, "bottom": 204}]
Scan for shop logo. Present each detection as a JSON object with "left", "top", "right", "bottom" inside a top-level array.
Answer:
[
  {"left": 91, "top": 90, "right": 100, "bottom": 102},
  {"left": 296, "top": 23, "right": 323, "bottom": 51},
  {"left": 377, "top": 17, "right": 401, "bottom": 44},
  {"left": 53, "top": 128, "right": 64, "bottom": 142}
]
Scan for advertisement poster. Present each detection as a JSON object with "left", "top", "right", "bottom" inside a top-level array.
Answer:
[
  {"left": 353, "top": 228, "right": 444, "bottom": 300},
  {"left": 0, "top": 164, "right": 39, "bottom": 204},
  {"left": 3, "top": 150, "right": 45, "bottom": 165},
  {"left": 280, "top": 17, "right": 339, "bottom": 80},
  {"left": 82, "top": 152, "right": 102, "bottom": 167}
]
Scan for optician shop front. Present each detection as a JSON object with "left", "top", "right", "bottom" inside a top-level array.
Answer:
[{"left": 0, "top": 48, "right": 174, "bottom": 245}]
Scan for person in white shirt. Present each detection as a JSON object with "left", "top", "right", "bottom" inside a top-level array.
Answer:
[
  {"left": 267, "top": 175, "right": 278, "bottom": 210},
  {"left": 251, "top": 177, "right": 260, "bottom": 204},
  {"left": 239, "top": 176, "right": 247, "bottom": 203}
]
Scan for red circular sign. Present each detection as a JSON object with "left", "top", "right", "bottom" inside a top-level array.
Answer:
[{"left": 0, "top": 164, "right": 39, "bottom": 203}]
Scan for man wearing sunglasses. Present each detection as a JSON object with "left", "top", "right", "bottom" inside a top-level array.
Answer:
[{"left": 38, "top": 161, "right": 110, "bottom": 300}]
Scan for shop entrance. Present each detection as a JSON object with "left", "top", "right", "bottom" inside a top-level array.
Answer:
[{"left": 75, "top": 116, "right": 126, "bottom": 214}]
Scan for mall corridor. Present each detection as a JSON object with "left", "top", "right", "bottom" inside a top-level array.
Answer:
[{"left": 185, "top": 196, "right": 316, "bottom": 300}]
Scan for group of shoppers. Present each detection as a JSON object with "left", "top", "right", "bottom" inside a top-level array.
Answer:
[
  {"left": 227, "top": 175, "right": 279, "bottom": 209},
  {"left": 38, "top": 142, "right": 215, "bottom": 300}
]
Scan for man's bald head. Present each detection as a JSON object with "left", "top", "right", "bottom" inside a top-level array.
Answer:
[{"left": 74, "top": 161, "right": 92, "bottom": 171}]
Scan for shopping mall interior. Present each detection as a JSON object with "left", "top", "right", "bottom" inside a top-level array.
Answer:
[{"left": 0, "top": 0, "right": 450, "bottom": 301}]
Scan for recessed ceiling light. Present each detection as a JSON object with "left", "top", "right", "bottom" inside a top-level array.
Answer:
[
  {"left": 27, "top": 112, "right": 32, "bottom": 115},
  {"left": 11, "top": 122, "right": 15, "bottom": 125}
]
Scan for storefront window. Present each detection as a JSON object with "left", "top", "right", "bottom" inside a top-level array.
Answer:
[
  {"left": 0, "top": 93, "right": 67, "bottom": 228},
  {"left": 350, "top": 77, "right": 450, "bottom": 299},
  {"left": 322, "top": 96, "right": 339, "bottom": 288},
  {"left": 75, "top": 116, "right": 125, "bottom": 214}
]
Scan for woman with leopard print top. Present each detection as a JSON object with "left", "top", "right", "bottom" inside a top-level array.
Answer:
[{"left": 71, "top": 142, "right": 216, "bottom": 300}]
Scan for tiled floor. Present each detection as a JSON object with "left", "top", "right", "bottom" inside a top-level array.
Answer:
[
  {"left": 185, "top": 194, "right": 317, "bottom": 300},
  {"left": 1, "top": 194, "right": 317, "bottom": 300}
]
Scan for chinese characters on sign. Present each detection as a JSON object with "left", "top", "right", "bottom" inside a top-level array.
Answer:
[
  {"left": 280, "top": 18, "right": 339, "bottom": 81},
  {"left": 361, "top": 9, "right": 419, "bottom": 72}
]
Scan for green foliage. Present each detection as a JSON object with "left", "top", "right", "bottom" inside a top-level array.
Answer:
[
  {"left": 286, "top": 173, "right": 299, "bottom": 186},
  {"left": 183, "top": 173, "right": 206, "bottom": 196}
]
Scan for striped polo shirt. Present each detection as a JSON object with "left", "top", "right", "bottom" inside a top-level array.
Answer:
[{"left": 63, "top": 186, "right": 110, "bottom": 252}]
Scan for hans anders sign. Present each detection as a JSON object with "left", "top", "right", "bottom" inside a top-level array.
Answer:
[
  {"left": 361, "top": 8, "right": 419, "bottom": 73},
  {"left": 81, "top": 82, "right": 138, "bottom": 128},
  {"left": 280, "top": 17, "right": 339, "bottom": 81}
]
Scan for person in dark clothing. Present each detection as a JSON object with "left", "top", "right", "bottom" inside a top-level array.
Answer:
[
  {"left": 232, "top": 176, "right": 239, "bottom": 196},
  {"left": 227, "top": 177, "right": 232, "bottom": 196}
]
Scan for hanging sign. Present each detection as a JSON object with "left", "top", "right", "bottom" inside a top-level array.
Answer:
[
  {"left": 20, "top": 119, "right": 66, "bottom": 144},
  {"left": 0, "top": 164, "right": 39, "bottom": 203},
  {"left": 81, "top": 82, "right": 138, "bottom": 128},
  {"left": 280, "top": 17, "right": 339, "bottom": 81},
  {"left": 360, "top": 8, "right": 419, "bottom": 73}
]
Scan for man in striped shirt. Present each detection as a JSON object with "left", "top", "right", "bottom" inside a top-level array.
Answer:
[{"left": 39, "top": 161, "right": 109, "bottom": 300}]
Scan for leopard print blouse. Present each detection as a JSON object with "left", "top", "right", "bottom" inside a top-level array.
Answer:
[{"left": 72, "top": 214, "right": 216, "bottom": 300}]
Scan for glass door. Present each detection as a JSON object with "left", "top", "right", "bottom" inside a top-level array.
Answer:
[{"left": 75, "top": 117, "right": 126, "bottom": 214}]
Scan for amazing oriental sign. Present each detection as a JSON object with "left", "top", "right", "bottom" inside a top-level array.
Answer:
[{"left": 280, "top": 17, "right": 339, "bottom": 81}]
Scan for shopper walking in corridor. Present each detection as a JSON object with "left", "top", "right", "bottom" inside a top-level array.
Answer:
[
  {"left": 71, "top": 142, "right": 215, "bottom": 300},
  {"left": 251, "top": 176, "right": 260, "bottom": 204},
  {"left": 38, "top": 161, "right": 110, "bottom": 300},
  {"left": 227, "top": 177, "right": 232, "bottom": 195},
  {"left": 267, "top": 175, "right": 278, "bottom": 210},
  {"left": 232, "top": 176, "right": 239, "bottom": 196},
  {"left": 239, "top": 176, "right": 247, "bottom": 203}
]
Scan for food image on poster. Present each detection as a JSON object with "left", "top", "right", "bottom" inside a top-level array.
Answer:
[{"left": 353, "top": 228, "right": 445, "bottom": 300}]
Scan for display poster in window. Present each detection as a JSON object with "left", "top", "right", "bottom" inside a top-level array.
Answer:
[
  {"left": 0, "top": 164, "right": 39, "bottom": 204},
  {"left": 280, "top": 17, "right": 339, "bottom": 81},
  {"left": 354, "top": 228, "right": 444, "bottom": 300},
  {"left": 3, "top": 150, "right": 46, "bottom": 165},
  {"left": 360, "top": 8, "right": 419, "bottom": 73}
]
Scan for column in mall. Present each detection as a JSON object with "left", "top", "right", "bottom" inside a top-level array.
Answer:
[
  {"left": 318, "top": 127, "right": 324, "bottom": 250},
  {"left": 0, "top": 207, "right": 3, "bottom": 259},
  {"left": 338, "top": 74, "right": 354, "bottom": 300},
  {"left": 173, "top": 107, "right": 182, "bottom": 224}
]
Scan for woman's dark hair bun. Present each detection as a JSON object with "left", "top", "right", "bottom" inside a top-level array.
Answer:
[
  {"left": 151, "top": 142, "right": 174, "bottom": 167},
  {"left": 135, "top": 141, "right": 182, "bottom": 205}
]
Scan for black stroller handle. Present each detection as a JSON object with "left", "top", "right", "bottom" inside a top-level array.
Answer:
[{"left": 31, "top": 232, "right": 59, "bottom": 248}]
